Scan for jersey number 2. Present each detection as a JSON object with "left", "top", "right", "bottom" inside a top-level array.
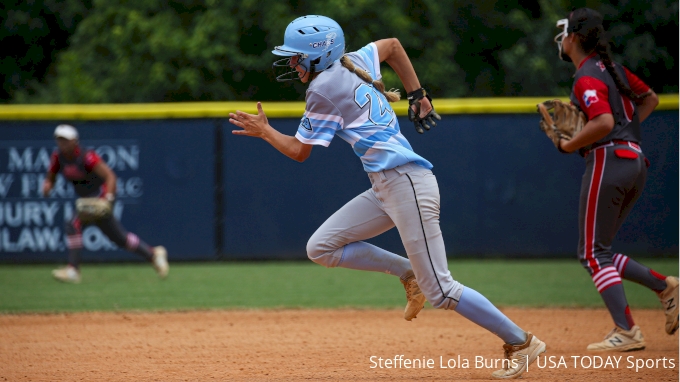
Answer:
[{"left": 354, "top": 83, "right": 395, "bottom": 126}]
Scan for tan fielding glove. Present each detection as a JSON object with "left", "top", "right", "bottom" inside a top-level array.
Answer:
[
  {"left": 75, "top": 197, "right": 112, "bottom": 223},
  {"left": 537, "top": 100, "right": 586, "bottom": 152}
]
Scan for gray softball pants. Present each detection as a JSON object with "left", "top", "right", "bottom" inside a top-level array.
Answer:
[
  {"left": 578, "top": 142, "right": 647, "bottom": 277},
  {"left": 306, "top": 163, "right": 464, "bottom": 310}
]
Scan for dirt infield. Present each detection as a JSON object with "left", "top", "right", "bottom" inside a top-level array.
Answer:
[{"left": 1, "top": 308, "right": 677, "bottom": 381}]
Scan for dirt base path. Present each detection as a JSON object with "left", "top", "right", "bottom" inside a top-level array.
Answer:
[{"left": 1, "top": 308, "right": 678, "bottom": 381}]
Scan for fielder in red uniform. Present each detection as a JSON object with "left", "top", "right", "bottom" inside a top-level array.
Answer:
[
  {"left": 552, "top": 8, "right": 678, "bottom": 351},
  {"left": 43, "top": 124, "right": 169, "bottom": 283}
]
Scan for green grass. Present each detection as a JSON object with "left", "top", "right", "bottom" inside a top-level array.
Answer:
[{"left": 0, "top": 259, "right": 676, "bottom": 313}]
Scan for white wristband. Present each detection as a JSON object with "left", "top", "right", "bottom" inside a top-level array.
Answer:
[{"left": 105, "top": 193, "right": 115, "bottom": 202}]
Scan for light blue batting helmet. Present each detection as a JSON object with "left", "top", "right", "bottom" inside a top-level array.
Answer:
[{"left": 272, "top": 15, "right": 345, "bottom": 81}]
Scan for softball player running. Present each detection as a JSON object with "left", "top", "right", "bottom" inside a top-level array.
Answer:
[
  {"left": 230, "top": 15, "right": 545, "bottom": 379},
  {"left": 43, "top": 124, "right": 169, "bottom": 283},
  {"left": 551, "top": 8, "right": 678, "bottom": 351}
]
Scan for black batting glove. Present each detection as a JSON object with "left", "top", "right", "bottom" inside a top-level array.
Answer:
[{"left": 407, "top": 88, "right": 442, "bottom": 134}]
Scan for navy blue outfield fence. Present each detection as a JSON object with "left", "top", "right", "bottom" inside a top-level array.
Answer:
[{"left": 0, "top": 96, "right": 677, "bottom": 263}]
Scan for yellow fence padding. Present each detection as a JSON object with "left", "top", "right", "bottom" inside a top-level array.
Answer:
[{"left": 0, "top": 94, "right": 676, "bottom": 120}]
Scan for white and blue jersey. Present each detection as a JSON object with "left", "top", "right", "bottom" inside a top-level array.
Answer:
[{"left": 295, "top": 43, "right": 433, "bottom": 173}]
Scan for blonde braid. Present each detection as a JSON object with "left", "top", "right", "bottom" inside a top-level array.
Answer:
[{"left": 340, "top": 55, "right": 401, "bottom": 102}]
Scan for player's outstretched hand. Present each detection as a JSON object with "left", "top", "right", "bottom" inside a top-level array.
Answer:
[{"left": 230, "top": 102, "right": 269, "bottom": 138}]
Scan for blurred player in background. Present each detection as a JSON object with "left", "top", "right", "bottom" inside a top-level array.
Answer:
[
  {"left": 43, "top": 124, "right": 169, "bottom": 283},
  {"left": 230, "top": 15, "right": 545, "bottom": 379},
  {"left": 551, "top": 8, "right": 678, "bottom": 351}
]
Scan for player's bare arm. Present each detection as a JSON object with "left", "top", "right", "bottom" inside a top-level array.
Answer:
[
  {"left": 559, "top": 113, "right": 614, "bottom": 153},
  {"left": 374, "top": 38, "right": 432, "bottom": 117},
  {"left": 42, "top": 170, "right": 56, "bottom": 197},
  {"left": 635, "top": 90, "right": 659, "bottom": 122},
  {"left": 230, "top": 102, "right": 312, "bottom": 162},
  {"left": 375, "top": 38, "right": 421, "bottom": 92},
  {"left": 92, "top": 161, "right": 117, "bottom": 197}
]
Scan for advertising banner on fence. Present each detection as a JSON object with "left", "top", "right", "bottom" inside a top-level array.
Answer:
[
  {"left": 0, "top": 120, "right": 216, "bottom": 262},
  {"left": 0, "top": 139, "right": 143, "bottom": 255}
]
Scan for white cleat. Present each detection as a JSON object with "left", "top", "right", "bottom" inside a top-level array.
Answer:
[
  {"left": 52, "top": 265, "right": 81, "bottom": 284},
  {"left": 401, "top": 274, "right": 426, "bottom": 321},
  {"left": 492, "top": 332, "right": 546, "bottom": 379},
  {"left": 659, "top": 276, "right": 679, "bottom": 335},
  {"left": 586, "top": 325, "right": 645, "bottom": 352},
  {"left": 152, "top": 246, "right": 169, "bottom": 279}
]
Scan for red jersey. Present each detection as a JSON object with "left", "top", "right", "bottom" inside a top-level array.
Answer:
[
  {"left": 49, "top": 146, "right": 107, "bottom": 198},
  {"left": 569, "top": 53, "right": 650, "bottom": 154}
]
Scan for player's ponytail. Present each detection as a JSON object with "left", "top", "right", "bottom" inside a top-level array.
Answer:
[
  {"left": 570, "top": 8, "right": 649, "bottom": 101},
  {"left": 340, "top": 55, "right": 401, "bottom": 102},
  {"left": 593, "top": 37, "right": 647, "bottom": 101}
]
